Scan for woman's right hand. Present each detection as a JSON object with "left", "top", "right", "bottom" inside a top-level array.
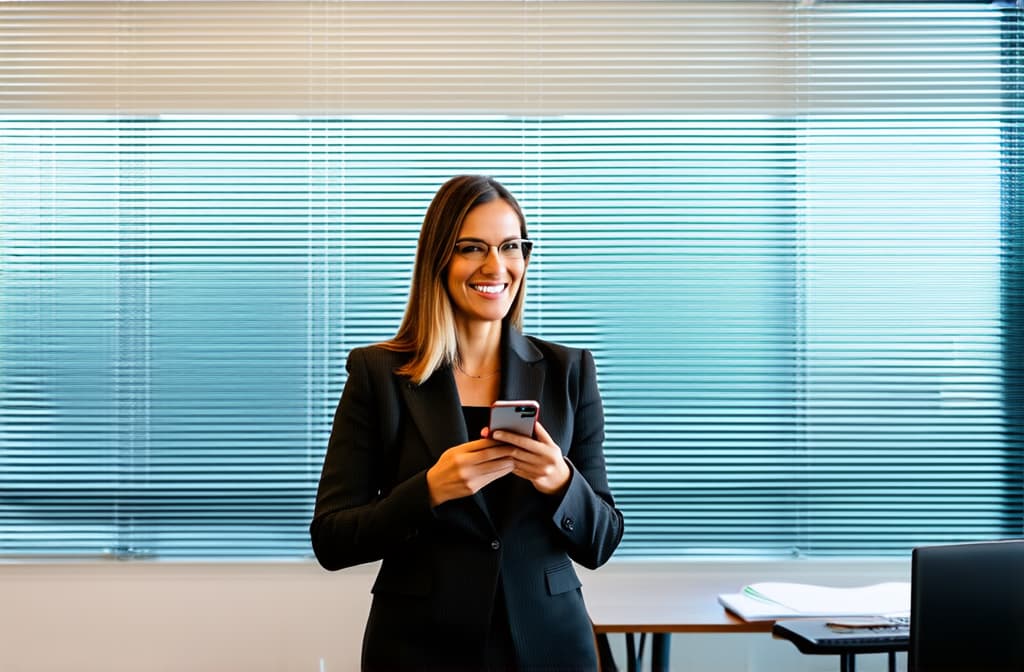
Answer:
[{"left": 426, "top": 439, "right": 516, "bottom": 507}]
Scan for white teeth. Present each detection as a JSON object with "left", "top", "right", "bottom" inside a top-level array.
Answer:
[{"left": 472, "top": 284, "right": 505, "bottom": 294}]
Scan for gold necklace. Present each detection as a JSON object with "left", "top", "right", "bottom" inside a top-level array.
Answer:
[{"left": 455, "top": 362, "right": 501, "bottom": 380}]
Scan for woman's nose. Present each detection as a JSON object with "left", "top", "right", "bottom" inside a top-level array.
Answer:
[{"left": 480, "top": 246, "right": 505, "bottom": 272}]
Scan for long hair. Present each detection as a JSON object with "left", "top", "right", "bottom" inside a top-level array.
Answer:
[{"left": 380, "top": 175, "right": 530, "bottom": 384}]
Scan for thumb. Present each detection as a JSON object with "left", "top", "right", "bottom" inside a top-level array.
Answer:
[{"left": 533, "top": 421, "right": 552, "bottom": 443}]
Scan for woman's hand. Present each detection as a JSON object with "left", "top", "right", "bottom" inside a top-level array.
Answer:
[
  {"left": 486, "top": 422, "right": 571, "bottom": 496},
  {"left": 426, "top": 439, "right": 516, "bottom": 507}
]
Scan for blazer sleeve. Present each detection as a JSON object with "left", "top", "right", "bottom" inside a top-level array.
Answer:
[
  {"left": 309, "top": 347, "right": 434, "bottom": 571},
  {"left": 550, "top": 348, "right": 625, "bottom": 569}
]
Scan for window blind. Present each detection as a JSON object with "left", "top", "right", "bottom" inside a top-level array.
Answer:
[{"left": 0, "top": 1, "right": 1020, "bottom": 559}]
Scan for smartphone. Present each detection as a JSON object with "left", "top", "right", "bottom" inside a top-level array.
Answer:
[{"left": 489, "top": 400, "right": 540, "bottom": 437}]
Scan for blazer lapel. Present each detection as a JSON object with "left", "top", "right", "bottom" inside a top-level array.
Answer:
[
  {"left": 400, "top": 360, "right": 497, "bottom": 533},
  {"left": 501, "top": 324, "right": 546, "bottom": 402},
  {"left": 401, "top": 365, "right": 468, "bottom": 464}
]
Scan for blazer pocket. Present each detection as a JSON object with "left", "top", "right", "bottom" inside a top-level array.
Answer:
[
  {"left": 544, "top": 559, "right": 582, "bottom": 596},
  {"left": 371, "top": 558, "right": 432, "bottom": 597}
]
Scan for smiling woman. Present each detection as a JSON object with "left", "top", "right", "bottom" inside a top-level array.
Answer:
[{"left": 309, "top": 175, "right": 624, "bottom": 671}]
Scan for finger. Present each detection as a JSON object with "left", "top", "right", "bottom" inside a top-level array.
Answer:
[
  {"left": 533, "top": 421, "right": 559, "bottom": 448},
  {"left": 511, "top": 450, "right": 567, "bottom": 479},
  {"left": 495, "top": 421, "right": 557, "bottom": 450},
  {"left": 493, "top": 432, "right": 555, "bottom": 463},
  {"left": 473, "top": 457, "right": 515, "bottom": 477},
  {"left": 470, "top": 460, "right": 515, "bottom": 488},
  {"left": 510, "top": 462, "right": 547, "bottom": 483},
  {"left": 490, "top": 430, "right": 532, "bottom": 449},
  {"left": 462, "top": 438, "right": 502, "bottom": 452},
  {"left": 509, "top": 447, "right": 546, "bottom": 467},
  {"left": 467, "top": 446, "right": 517, "bottom": 465},
  {"left": 488, "top": 458, "right": 516, "bottom": 477},
  {"left": 454, "top": 454, "right": 511, "bottom": 481}
]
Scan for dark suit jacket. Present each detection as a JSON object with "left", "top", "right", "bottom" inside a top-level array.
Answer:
[{"left": 310, "top": 325, "right": 624, "bottom": 671}]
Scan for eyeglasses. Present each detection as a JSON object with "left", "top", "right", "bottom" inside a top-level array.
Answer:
[{"left": 452, "top": 238, "right": 533, "bottom": 262}]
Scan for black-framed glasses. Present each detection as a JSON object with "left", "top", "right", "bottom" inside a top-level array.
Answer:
[{"left": 453, "top": 237, "right": 533, "bottom": 261}]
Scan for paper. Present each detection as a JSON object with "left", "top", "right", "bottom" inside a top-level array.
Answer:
[{"left": 718, "top": 581, "right": 910, "bottom": 621}]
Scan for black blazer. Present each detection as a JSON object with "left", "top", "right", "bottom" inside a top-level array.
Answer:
[{"left": 310, "top": 325, "right": 624, "bottom": 671}]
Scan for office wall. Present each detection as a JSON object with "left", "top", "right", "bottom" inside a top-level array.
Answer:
[
  {"left": 0, "top": 561, "right": 370, "bottom": 672},
  {"left": 0, "top": 560, "right": 907, "bottom": 672}
]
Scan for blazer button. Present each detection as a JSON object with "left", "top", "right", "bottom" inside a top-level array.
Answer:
[
  {"left": 490, "top": 539, "right": 501, "bottom": 550},
  {"left": 562, "top": 517, "right": 575, "bottom": 532}
]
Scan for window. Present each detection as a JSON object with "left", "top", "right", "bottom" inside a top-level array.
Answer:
[{"left": 0, "top": 2, "right": 1020, "bottom": 558}]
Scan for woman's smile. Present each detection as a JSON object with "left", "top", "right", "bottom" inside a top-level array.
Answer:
[{"left": 470, "top": 282, "right": 508, "bottom": 297}]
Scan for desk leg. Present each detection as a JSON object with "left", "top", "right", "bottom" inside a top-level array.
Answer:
[
  {"left": 651, "top": 633, "right": 671, "bottom": 672},
  {"left": 624, "top": 633, "right": 645, "bottom": 672},
  {"left": 622, "top": 632, "right": 669, "bottom": 672},
  {"left": 839, "top": 653, "right": 856, "bottom": 672}
]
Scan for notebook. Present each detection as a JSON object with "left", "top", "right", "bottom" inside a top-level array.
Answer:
[{"left": 719, "top": 581, "right": 910, "bottom": 621}]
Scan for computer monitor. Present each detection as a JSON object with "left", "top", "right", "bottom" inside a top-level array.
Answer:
[{"left": 908, "top": 539, "right": 1024, "bottom": 672}]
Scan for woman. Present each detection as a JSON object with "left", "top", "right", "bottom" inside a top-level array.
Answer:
[{"left": 310, "top": 175, "right": 624, "bottom": 671}]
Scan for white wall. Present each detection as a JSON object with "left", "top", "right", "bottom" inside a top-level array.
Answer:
[
  {"left": 0, "top": 561, "right": 372, "bottom": 672},
  {"left": 0, "top": 559, "right": 909, "bottom": 672}
]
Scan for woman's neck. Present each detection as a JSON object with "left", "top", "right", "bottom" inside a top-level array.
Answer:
[
  {"left": 454, "top": 319, "right": 502, "bottom": 373},
  {"left": 453, "top": 319, "right": 503, "bottom": 406}
]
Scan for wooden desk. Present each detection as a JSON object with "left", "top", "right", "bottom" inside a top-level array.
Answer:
[
  {"left": 584, "top": 565, "right": 773, "bottom": 672},
  {"left": 581, "top": 560, "right": 908, "bottom": 672}
]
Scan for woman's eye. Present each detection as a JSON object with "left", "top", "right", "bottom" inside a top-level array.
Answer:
[
  {"left": 458, "top": 243, "right": 485, "bottom": 254},
  {"left": 499, "top": 241, "right": 520, "bottom": 253}
]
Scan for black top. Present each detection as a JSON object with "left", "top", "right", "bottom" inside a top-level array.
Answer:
[
  {"left": 462, "top": 405, "right": 490, "bottom": 441},
  {"left": 463, "top": 405, "right": 517, "bottom": 671},
  {"left": 462, "top": 405, "right": 515, "bottom": 522}
]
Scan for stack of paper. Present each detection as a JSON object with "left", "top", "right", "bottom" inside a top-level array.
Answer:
[{"left": 717, "top": 581, "right": 911, "bottom": 621}]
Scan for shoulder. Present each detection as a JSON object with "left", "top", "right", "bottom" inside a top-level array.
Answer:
[
  {"left": 523, "top": 334, "right": 579, "bottom": 361},
  {"left": 345, "top": 343, "right": 411, "bottom": 376},
  {"left": 519, "top": 333, "right": 595, "bottom": 373},
  {"left": 517, "top": 334, "right": 602, "bottom": 408}
]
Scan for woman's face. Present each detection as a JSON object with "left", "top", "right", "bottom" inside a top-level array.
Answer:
[{"left": 445, "top": 198, "right": 527, "bottom": 326}]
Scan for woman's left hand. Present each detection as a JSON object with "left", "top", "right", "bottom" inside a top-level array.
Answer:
[{"left": 485, "top": 421, "right": 571, "bottom": 496}]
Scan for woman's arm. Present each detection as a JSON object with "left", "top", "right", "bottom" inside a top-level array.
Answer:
[
  {"left": 550, "top": 348, "right": 624, "bottom": 569},
  {"left": 309, "top": 348, "right": 434, "bottom": 571}
]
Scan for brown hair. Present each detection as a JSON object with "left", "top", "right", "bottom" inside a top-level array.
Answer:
[{"left": 380, "top": 175, "right": 530, "bottom": 384}]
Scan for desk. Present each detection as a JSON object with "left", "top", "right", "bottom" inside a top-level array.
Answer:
[
  {"left": 585, "top": 566, "right": 772, "bottom": 672},
  {"left": 582, "top": 560, "right": 909, "bottom": 672}
]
